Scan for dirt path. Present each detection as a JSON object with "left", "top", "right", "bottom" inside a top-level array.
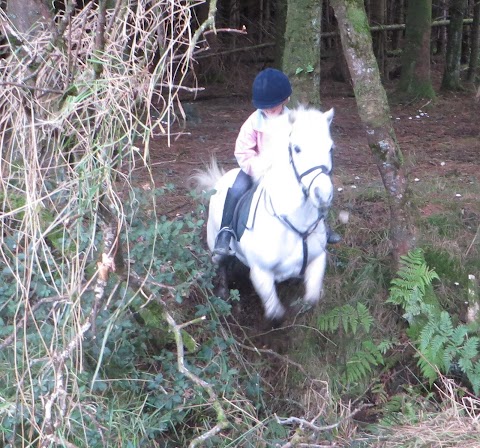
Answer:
[{"left": 144, "top": 79, "right": 479, "bottom": 220}]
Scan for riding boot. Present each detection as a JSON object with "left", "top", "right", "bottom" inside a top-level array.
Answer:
[
  {"left": 213, "top": 227, "right": 236, "bottom": 259},
  {"left": 213, "top": 188, "right": 240, "bottom": 263},
  {"left": 325, "top": 222, "right": 342, "bottom": 244}
]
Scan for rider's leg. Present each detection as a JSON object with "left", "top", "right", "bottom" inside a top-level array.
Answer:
[{"left": 213, "top": 170, "right": 252, "bottom": 262}]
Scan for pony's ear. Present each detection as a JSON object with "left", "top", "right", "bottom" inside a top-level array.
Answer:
[{"left": 324, "top": 108, "right": 334, "bottom": 124}]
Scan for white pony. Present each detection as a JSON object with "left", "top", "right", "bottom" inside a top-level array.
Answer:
[{"left": 195, "top": 107, "right": 335, "bottom": 322}]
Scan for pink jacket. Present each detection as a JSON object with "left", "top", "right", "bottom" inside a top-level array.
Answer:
[{"left": 234, "top": 108, "right": 289, "bottom": 177}]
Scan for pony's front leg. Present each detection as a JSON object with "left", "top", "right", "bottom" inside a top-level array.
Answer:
[
  {"left": 303, "top": 251, "right": 327, "bottom": 306},
  {"left": 249, "top": 266, "right": 285, "bottom": 322},
  {"left": 214, "top": 262, "right": 230, "bottom": 300}
]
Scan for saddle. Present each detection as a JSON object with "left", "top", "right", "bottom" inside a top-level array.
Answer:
[{"left": 231, "top": 184, "right": 260, "bottom": 241}]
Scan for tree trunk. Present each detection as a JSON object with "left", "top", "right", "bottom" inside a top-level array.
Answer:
[
  {"left": 389, "top": 0, "right": 405, "bottom": 51},
  {"left": 371, "top": 0, "right": 387, "bottom": 78},
  {"left": 441, "top": 0, "right": 468, "bottom": 90},
  {"left": 398, "top": 0, "right": 436, "bottom": 100},
  {"left": 330, "top": 0, "right": 417, "bottom": 266},
  {"left": 6, "top": 0, "right": 54, "bottom": 38},
  {"left": 282, "top": 0, "right": 322, "bottom": 106},
  {"left": 274, "top": 0, "right": 288, "bottom": 67},
  {"left": 467, "top": 0, "right": 480, "bottom": 82}
]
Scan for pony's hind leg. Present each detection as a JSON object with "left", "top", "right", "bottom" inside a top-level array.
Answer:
[
  {"left": 303, "top": 252, "right": 327, "bottom": 306},
  {"left": 249, "top": 265, "right": 286, "bottom": 322}
]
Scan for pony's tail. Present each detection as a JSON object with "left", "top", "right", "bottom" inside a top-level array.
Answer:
[{"left": 189, "top": 157, "right": 225, "bottom": 199}]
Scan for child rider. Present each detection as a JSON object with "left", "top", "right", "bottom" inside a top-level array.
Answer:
[{"left": 212, "top": 68, "right": 340, "bottom": 264}]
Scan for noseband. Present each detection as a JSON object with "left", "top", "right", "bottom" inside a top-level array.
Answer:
[{"left": 288, "top": 143, "right": 331, "bottom": 198}]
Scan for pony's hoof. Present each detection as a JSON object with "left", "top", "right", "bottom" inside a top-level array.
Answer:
[
  {"left": 269, "top": 317, "right": 285, "bottom": 329},
  {"left": 260, "top": 315, "right": 285, "bottom": 330},
  {"left": 264, "top": 305, "right": 286, "bottom": 326}
]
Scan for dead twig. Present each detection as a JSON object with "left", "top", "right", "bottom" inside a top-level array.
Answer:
[
  {"left": 276, "top": 402, "right": 372, "bottom": 435},
  {"left": 160, "top": 306, "right": 230, "bottom": 447}
]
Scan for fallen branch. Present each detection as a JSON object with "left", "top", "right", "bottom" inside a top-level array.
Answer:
[
  {"left": 161, "top": 306, "right": 230, "bottom": 448},
  {"left": 235, "top": 340, "right": 321, "bottom": 382},
  {"left": 276, "top": 402, "right": 372, "bottom": 432}
]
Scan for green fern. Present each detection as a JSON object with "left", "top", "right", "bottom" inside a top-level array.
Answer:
[
  {"left": 388, "top": 249, "right": 480, "bottom": 394},
  {"left": 317, "top": 302, "right": 374, "bottom": 335},
  {"left": 387, "top": 248, "right": 440, "bottom": 324},
  {"left": 317, "top": 302, "right": 384, "bottom": 384},
  {"left": 342, "top": 340, "right": 384, "bottom": 383}
]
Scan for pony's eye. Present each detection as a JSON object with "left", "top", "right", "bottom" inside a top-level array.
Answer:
[{"left": 293, "top": 145, "right": 301, "bottom": 154}]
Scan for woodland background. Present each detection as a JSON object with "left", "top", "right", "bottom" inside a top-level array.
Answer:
[{"left": 0, "top": 0, "right": 479, "bottom": 447}]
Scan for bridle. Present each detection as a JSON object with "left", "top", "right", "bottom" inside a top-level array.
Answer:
[
  {"left": 249, "top": 138, "right": 334, "bottom": 277},
  {"left": 266, "top": 142, "right": 333, "bottom": 276},
  {"left": 288, "top": 142, "right": 332, "bottom": 199}
]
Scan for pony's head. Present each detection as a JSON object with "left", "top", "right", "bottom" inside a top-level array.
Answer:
[{"left": 283, "top": 106, "right": 334, "bottom": 211}]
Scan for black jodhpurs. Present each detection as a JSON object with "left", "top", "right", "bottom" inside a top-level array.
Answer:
[{"left": 219, "top": 170, "right": 253, "bottom": 229}]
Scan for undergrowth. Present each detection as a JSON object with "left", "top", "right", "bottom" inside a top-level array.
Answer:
[
  {"left": 387, "top": 248, "right": 480, "bottom": 394},
  {"left": 0, "top": 187, "right": 279, "bottom": 447}
]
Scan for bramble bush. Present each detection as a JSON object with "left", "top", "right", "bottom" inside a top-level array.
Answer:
[{"left": 0, "top": 188, "right": 235, "bottom": 446}]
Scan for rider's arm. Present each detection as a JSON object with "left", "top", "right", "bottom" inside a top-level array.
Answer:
[{"left": 234, "top": 112, "right": 269, "bottom": 178}]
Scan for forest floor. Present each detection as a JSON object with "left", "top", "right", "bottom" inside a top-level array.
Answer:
[{"left": 145, "top": 68, "right": 479, "bottom": 222}]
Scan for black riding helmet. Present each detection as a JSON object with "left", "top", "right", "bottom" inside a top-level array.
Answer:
[{"left": 252, "top": 68, "right": 292, "bottom": 109}]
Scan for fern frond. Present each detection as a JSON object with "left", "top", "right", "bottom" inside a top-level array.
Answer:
[
  {"left": 450, "top": 325, "right": 470, "bottom": 346},
  {"left": 387, "top": 249, "right": 439, "bottom": 316},
  {"left": 460, "top": 336, "right": 480, "bottom": 361},
  {"left": 342, "top": 304, "right": 357, "bottom": 334},
  {"left": 317, "top": 307, "right": 341, "bottom": 333},
  {"left": 468, "top": 374, "right": 480, "bottom": 396},
  {"left": 458, "top": 356, "right": 474, "bottom": 374},
  {"left": 418, "top": 319, "right": 438, "bottom": 351},
  {"left": 342, "top": 340, "right": 384, "bottom": 384},
  {"left": 377, "top": 339, "right": 397, "bottom": 354},
  {"left": 357, "top": 302, "right": 374, "bottom": 333},
  {"left": 429, "top": 334, "right": 448, "bottom": 360},
  {"left": 317, "top": 302, "right": 375, "bottom": 336},
  {"left": 417, "top": 355, "right": 439, "bottom": 384},
  {"left": 438, "top": 311, "right": 454, "bottom": 336},
  {"left": 344, "top": 356, "right": 370, "bottom": 383},
  {"left": 390, "top": 248, "right": 480, "bottom": 393},
  {"left": 442, "top": 345, "right": 457, "bottom": 372}
]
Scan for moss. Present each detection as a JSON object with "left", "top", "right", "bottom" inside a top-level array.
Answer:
[
  {"left": 283, "top": 0, "right": 322, "bottom": 105},
  {"left": 345, "top": 1, "right": 370, "bottom": 35}
]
